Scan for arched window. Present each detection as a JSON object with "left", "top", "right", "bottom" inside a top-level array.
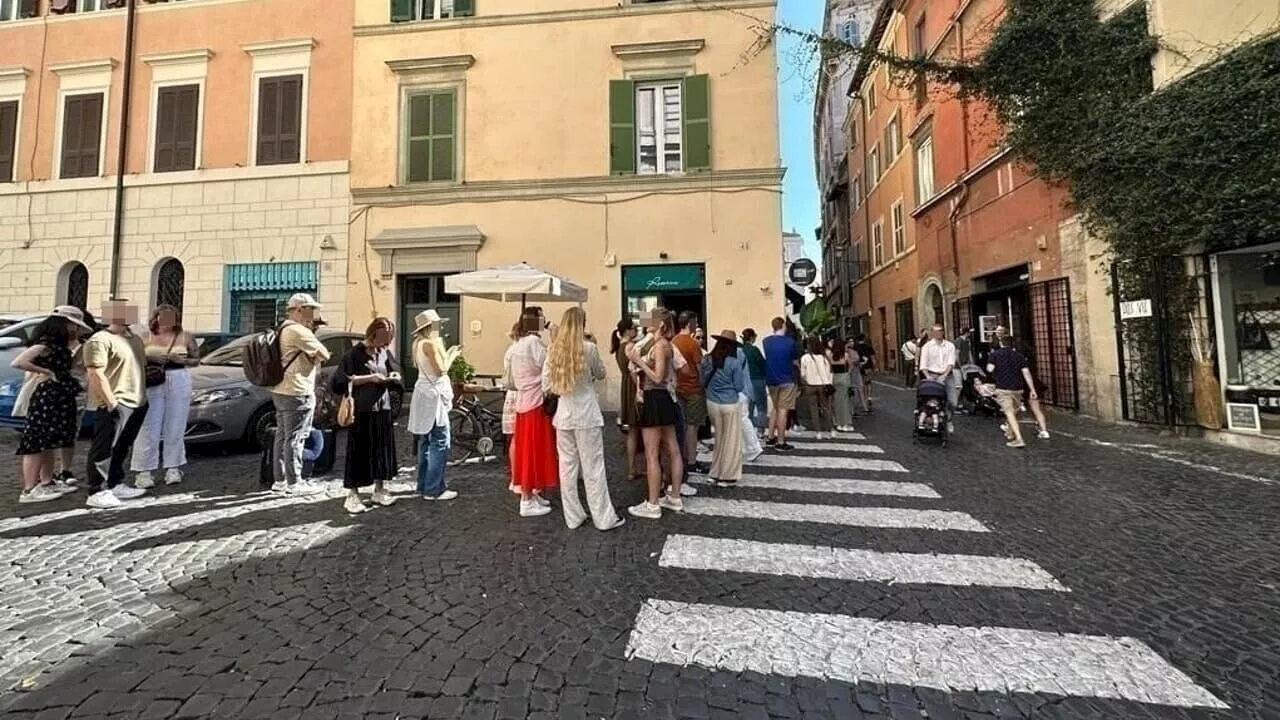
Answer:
[
  {"left": 154, "top": 258, "right": 185, "bottom": 311},
  {"left": 60, "top": 262, "right": 89, "bottom": 310}
]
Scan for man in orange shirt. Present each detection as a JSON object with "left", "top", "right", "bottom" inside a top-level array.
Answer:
[{"left": 672, "top": 311, "right": 710, "bottom": 477}]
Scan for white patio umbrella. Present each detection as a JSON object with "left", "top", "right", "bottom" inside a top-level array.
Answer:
[{"left": 443, "top": 262, "right": 588, "bottom": 308}]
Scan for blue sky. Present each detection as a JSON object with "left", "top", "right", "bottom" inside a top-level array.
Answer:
[{"left": 777, "top": 0, "right": 823, "bottom": 260}]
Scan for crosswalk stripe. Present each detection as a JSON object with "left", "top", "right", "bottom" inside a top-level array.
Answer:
[
  {"left": 659, "top": 535, "right": 1068, "bottom": 590},
  {"left": 626, "top": 600, "right": 1227, "bottom": 709},
  {"left": 682, "top": 498, "right": 988, "bottom": 532},
  {"left": 701, "top": 444, "right": 884, "bottom": 457},
  {"left": 694, "top": 474, "right": 940, "bottom": 499},
  {"left": 709, "top": 453, "right": 908, "bottom": 473},
  {"left": 785, "top": 429, "right": 868, "bottom": 440}
]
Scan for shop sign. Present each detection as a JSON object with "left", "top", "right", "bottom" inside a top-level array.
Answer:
[
  {"left": 788, "top": 258, "right": 818, "bottom": 287},
  {"left": 623, "top": 264, "right": 705, "bottom": 293},
  {"left": 1226, "top": 402, "right": 1261, "bottom": 432},
  {"left": 1119, "top": 299, "right": 1153, "bottom": 320}
]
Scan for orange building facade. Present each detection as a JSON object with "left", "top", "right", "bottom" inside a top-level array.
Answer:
[{"left": 0, "top": 0, "right": 353, "bottom": 330}]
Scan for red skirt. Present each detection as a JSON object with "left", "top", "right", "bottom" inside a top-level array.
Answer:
[{"left": 513, "top": 408, "right": 559, "bottom": 492}]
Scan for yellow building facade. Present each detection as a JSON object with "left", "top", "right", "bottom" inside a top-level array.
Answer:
[{"left": 348, "top": 0, "right": 784, "bottom": 402}]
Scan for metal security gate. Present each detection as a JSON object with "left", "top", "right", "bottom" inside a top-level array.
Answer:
[
  {"left": 1111, "top": 255, "right": 1213, "bottom": 426},
  {"left": 894, "top": 299, "right": 915, "bottom": 372},
  {"left": 1027, "top": 277, "right": 1078, "bottom": 409}
]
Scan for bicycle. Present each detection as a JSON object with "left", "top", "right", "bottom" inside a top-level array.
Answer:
[{"left": 448, "top": 393, "right": 506, "bottom": 466}]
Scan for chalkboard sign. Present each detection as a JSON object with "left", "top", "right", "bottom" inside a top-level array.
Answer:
[{"left": 1226, "top": 402, "right": 1261, "bottom": 432}]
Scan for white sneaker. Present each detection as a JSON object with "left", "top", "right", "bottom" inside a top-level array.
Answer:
[
  {"left": 164, "top": 469, "right": 183, "bottom": 485},
  {"left": 519, "top": 498, "right": 551, "bottom": 517},
  {"left": 532, "top": 492, "right": 550, "bottom": 507},
  {"left": 746, "top": 449, "right": 764, "bottom": 463},
  {"left": 999, "top": 423, "right": 1009, "bottom": 433},
  {"left": 289, "top": 481, "right": 325, "bottom": 496},
  {"left": 679, "top": 484, "right": 697, "bottom": 497},
  {"left": 134, "top": 472, "right": 155, "bottom": 489},
  {"left": 1038, "top": 429, "right": 1051, "bottom": 440},
  {"left": 86, "top": 489, "right": 122, "bottom": 508},
  {"left": 627, "top": 501, "right": 662, "bottom": 519},
  {"left": 344, "top": 494, "right": 368, "bottom": 514},
  {"left": 659, "top": 494, "right": 684, "bottom": 513},
  {"left": 45, "top": 480, "right": 78, "bottom": 495},
  {"left": 424, "top": 489, "right": 459, "bottom": 501},
  {"left": 271, "top": 481, "right": 288, "bottom": 494},
  {"left": 371, "top": 489, "right": 396, "bottom": 506},
  {"left": 112, "top": 484, "right": 147, "bottom": 500},
  {"left": 948, "top": 422, "right": 956, "bottom": 434},
  {"left": 19, "top": 485, "right": 64, "bottom": 504}
]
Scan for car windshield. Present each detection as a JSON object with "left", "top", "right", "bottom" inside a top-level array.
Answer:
[{"left": 200, "top": 336, "right": 254, "bottom": 366}]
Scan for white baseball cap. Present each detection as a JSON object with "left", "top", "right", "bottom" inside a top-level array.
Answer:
[{"left": 286, "top": 293, "right": 322, "bottom": 310}]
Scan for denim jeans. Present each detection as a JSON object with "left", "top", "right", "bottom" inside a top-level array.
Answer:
[
  {"left": 749, "top": 380, "right": 768, "bottom": 430},
  {"left": 272, "top": 393, "right": 315, "bottom": 486},
  {"left": 416, "top": 422, "right": 450, "bottom": 497}
]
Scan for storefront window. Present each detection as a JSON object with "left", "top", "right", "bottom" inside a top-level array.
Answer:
[
  {"left": 621, "top": 264, "right": 706, "bottom": 328},
  {"left": 1213, "top": 246, "right": 1280, "bottom": 437}
]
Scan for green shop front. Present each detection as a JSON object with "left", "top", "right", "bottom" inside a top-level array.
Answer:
[
  {"left": 224, "top": 262, "right": 320, "bottom": 333},
  {"left": 622, "top": 264, "right": 706, "bottom": 326}
]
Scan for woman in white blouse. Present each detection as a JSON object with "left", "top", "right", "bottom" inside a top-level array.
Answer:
[
  {"left": 407, "top": 309, "right": 461, "bottom": 500},
  {"left": 799, "top": 335, "right": 836, "bottom": 440},
  {"left": 542, "top": 307, "right": 625, "bottom": 531}
]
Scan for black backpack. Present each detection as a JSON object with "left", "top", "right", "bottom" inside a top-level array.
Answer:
[{"left": 243, "top": 323, "right": 299, "bottom": 387}]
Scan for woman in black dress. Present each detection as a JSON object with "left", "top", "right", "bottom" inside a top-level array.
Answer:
[
  {"left": 11, "top": 307, "right": 92, "bottom": 504},
  {"left": 332, "top": 317, "right": 402, "bottom": 514}
]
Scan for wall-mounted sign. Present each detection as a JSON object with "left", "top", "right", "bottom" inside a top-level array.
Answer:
[
  {"left": 1226, "top": 402, "right": 1261, "bottom": 433},
  {"left": 788, "top": 259, "right": 818, "bottom": 287},
  {"left": 978, "top": 315, "right": 1001, "bottom": 343},
  {"left": 622, "top": 264, "right": 705, "bottom": 293},
  {"left": 1119, "top": 299, "right": 1153, "bottom": 320}
]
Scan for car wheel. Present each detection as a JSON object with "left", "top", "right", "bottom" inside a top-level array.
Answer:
[{"left": 246, "top": 404, "right": 277, "bottom": 451}]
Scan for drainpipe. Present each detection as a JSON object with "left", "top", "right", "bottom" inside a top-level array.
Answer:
[{"left": 108, "top": 0, "right": 138, "bottom": 300}]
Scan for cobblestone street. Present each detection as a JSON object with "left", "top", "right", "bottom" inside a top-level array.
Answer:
[{"left": 1, "top": 382, "right": 1278, "bottom": 719}]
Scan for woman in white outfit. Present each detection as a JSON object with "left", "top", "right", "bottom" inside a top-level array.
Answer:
[
  {"left": 407, "top": 309, "right": 460, "bottom": 500},
  {"left": 132, "top": 305, "right": 198, "bottom": 488},
  {"left": 542, "top": 307, "right": 625, "bottom": 531}
]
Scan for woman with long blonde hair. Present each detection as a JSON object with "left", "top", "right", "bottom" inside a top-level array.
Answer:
[
  {"left": 542, "top": 307, "right": 624, "bottom": 530},
  {"left": 407, "top": 310, "right": 460, "bottom": 501}
]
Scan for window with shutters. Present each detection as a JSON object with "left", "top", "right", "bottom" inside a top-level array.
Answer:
[
  {"left": 872, "top": 220, "right": 884, "bottom": 268},
  {"left": 867, "top": 143, "right": 880, "bottom": 187},
  {"left": 391, "top": 0, "right": 474, "bottom": 22},
  {"left": 255, "top": 75, "right": 302, "bottom": 166},
  {"left": 608, "top": 75, "right": 710, "bottom": 176},
  {"left": 636, "top": 81, "right": 682, "bottom": 174},
  {"left": 891, "top": 199, "right": 906, "bottom": 256},
  {"left": 915, "top": 133, "right": 935, "bottom": 204},
  {"left": 0, "top": 101, "right": 16, "bottom": 182},
  {"left": 404, "top": 89, "right": 456, "bottom": 183},
  {"left": 153, "top": 84, "right": 199, "bottom": 172},
  {"left": 59, "top": 93, "right": 104, "bottom": 179},
  {"left": 884, "top": 113, "right": 901, "bottom": 160}
]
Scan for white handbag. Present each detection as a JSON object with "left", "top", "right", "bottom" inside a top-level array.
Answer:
[{"left": 11, "top": 372, "right": 44, "bottom": 418}]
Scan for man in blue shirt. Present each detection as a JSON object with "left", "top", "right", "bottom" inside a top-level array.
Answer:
[
  {"left": 761, "top": 316, "right": 799, "bottom": 451},
  {"left": 986, "top": 335, "right": 1037, "bottom": 449}
]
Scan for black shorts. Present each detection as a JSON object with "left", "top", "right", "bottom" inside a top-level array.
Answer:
[{"left": 638, "top": 389, "right": 679, "bottom": 428}]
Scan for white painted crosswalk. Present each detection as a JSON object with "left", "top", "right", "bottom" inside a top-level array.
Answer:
[{"left": 627, "top": 428, "right": 1228, "bottom": 711}]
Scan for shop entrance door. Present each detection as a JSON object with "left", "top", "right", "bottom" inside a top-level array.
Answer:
[
  {"left": 1028, "top": 277, "right": 1079, "bottom": 409},
  {"left": 398, "top": 275, "right": 461, "bottom": 388},
  {"left": 621, "top": 264, "right": 706, "bottom": 334},
  {"left": 894, "top": 299, "right": 915, "bottom": 372}
]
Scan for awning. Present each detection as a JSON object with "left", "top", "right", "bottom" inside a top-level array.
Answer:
[{"left": 225, "top": 262, "right": 318, "bottom": 292}]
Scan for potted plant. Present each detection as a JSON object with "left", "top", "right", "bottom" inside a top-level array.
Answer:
[{"left": 449, "top": 354, "right": 476, "bottom": 399}]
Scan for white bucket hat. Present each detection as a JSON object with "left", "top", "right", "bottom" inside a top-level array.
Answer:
[
  {"left": 286, "top": 293, "right": 322, "bottom": 310},
  {"left": 413, "top": 309, "right": 448, "bottom": 334},
  {"left": 51, "top": 305, "right": 92, "bottom": 332}
]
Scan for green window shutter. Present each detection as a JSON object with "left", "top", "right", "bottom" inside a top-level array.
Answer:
[
  {"left": 390, "top": 0, "right": 413, "bottom": 22},
  {"left": 406, "top": 91, "right": 456, "bottom": 183},
  {"left": 682, "top": 74, "right": 710, "bottom": 172},
  {"left": 609, "top": 80, "right": 636, "bottom": 176},
  {"left": 453, "top": 0, "right": 474, "bottom": 17}
]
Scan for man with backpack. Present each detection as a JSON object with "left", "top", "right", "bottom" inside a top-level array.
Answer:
[{"left": 254, "top": 293, "right": 330, "bottom": 494}]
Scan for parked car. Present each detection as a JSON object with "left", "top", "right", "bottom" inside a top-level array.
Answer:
[
  {"left": 186, "top": 329, "right": 405, "bottom": 450},
  {"left": 192, "top": 332, "right": 240, "bottom": 359}
]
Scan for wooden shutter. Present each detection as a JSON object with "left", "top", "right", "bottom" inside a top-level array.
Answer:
[
  {"left": 406, "top": 91, "right": 455, "bottom": 183},
  {"left": 681, "top": 74, "right": 711, "bottom": 172},
  {"left": 0, "top": 101, "right": 16, "bottom": 183},
  {"left": 608, "top": 80, "right": 635, "bottom": 175},
  {"left": 453, "top": 0, "right": 474, "bottom": 16},
  {"left": 390, "top": 0, "right": 413, "bottom": 21},
  {"left": 154, "top": 85, "right": 198, "bottom": 172},
  {"left": 257, "top": 75, "right": 302, "bottom": 165},
  {"left": 60, "top": 93, "right": 103, "bottom": 179}
]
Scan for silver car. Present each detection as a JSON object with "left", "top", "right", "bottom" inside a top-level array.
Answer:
[{"left": 186, "top": 329, "right": 404, "bottom": 449}]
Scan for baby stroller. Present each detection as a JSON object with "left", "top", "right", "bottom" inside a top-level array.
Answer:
[
  {"left": 913, "top": 380, "right": 949, "bottom": 446},
  {"left": 962, "top": 365, "right": 1002, "bottom": 418}
]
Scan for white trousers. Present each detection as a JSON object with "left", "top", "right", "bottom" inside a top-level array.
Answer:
[
  {"left": 739, "top": 393, "right": 762, "bottom": 458},
  {"left": 131, "top": 368, "right": 192, "bottom": 472},
  {"left": 556, "top": 426, "right": 621, "bottom": 530}
]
